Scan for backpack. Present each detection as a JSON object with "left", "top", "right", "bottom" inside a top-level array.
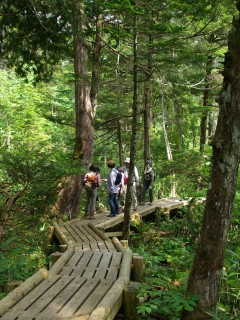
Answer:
[
  {"left": 83, "top": 172, "right": 98, "bottom": 191},
  {"left": 144, "top": 168, "right": 156, "bottom": 182},
  {"left": 114, "top": 170, "right": 122, "bottom": 186},
  {"left": 123, "top": 175, "right": 128, "bottom": 185}
]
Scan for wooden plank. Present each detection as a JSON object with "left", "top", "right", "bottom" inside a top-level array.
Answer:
[
  {"left": 64, "top": 224, "right": 85, "bottom": 243},
  {"left": 96, "top": 241, "right": 110, "bottom": 252},
  {"left": 59, "top": 252, "right": 84, "bottom": 276},
  {"left": 77, "top": 225, "right": 98, "bottom": 242},
  {"left": 83, "top": 225, "right": 103, "bottom": 241},
  {"left": 0, "top": 269, "right": 49, "bottom": 318},
  {"left": 104, "top": 240, "right": 117, "bottom": 252},
  {"left": 106, "top": 253, "right": 122, "bottom": 280},
  {"left": 94, "top": 252, "right": 113, "bottom": 279},
  {"left": 70, "top": 252, "right": 94, "bottom": 277},
  {"left": 81, "top": 252, "right": 103, "bottom": 278},
  {"left": 8, "top": 276, "right": 73, "bottom": 320},
  {"left": 34, "top": 277, "right": 87, "bottom": 320},
  {"left": 56, "top": 278, "right": 101, "bottom": 318},
  {"left": 75, "top": 279, "right": 114, "bottom": 316},
  {"left": 104, "top": 231, "right": 134, "bottom": 238},
  {"left": 89, "top": 241, "right": 100, "bottom": 251},
  {"left": 82, "top": 242, "right": 91, "bottom": 251},
  {"left": 16, "top": 276, "right": 74, "bottom": 320},
  {"left": 71, "top": 224, "right": 92, "bottom": 243},
  {"left": 62, "top": 224, "right": 81, "bottom": 243},
  {"left": 58, "top": 224, "right": 73, "bottom": 239},
  {"left": 95, "top": 215, "right": 124, "bottom": 230}
]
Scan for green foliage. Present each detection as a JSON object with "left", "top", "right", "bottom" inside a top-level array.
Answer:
[
  {"left": 0, "top": 236, "right": 47, "bottom": 286},
  {"left": 132, "top": 196, "right": 240, "bottom": 319},
  {"left": 137, "top": 282, "right": 199, "bottom": 319}
]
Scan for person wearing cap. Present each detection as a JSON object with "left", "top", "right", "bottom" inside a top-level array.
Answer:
[
  {"left": 106, "top": 160, "right": 119, "bottom": 217},
  {"left": 123, "top": 157, "right": 139, "bottom": 211},
  {"left": 141, "top": 158, "right": 155, "bottom": 205}
]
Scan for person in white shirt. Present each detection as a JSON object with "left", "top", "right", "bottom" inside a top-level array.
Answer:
[
  {"left": 123, "top": 157, "right": 139, "bottom": 211},
  {"left": 106, "top": 160, "right": 119, "bottom": 217}
]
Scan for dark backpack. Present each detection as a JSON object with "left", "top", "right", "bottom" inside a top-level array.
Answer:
[
  {"left": 115, "top": 170, "right": 122, "bottom": 185},
  {"left": 144, "top": 168, "right": 156, "bottom": 182}
]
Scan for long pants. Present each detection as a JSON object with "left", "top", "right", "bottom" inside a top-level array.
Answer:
[
  {"left": 108, "top": 193, "right": 119, "bottom": 216},
  {"left": 141, "top": 181, "right": 153, "bottom": 203},
  {"left": 85, "top": 188, "right": 98, "bottom": 216}
]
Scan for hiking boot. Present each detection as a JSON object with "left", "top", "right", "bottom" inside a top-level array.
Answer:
[
  {"left": 133, "top": 206, "right": 137, "bottom": 211},
  {"left": 89, "top": 216, "right": 96, "bottom": 220},
  {"left": 107, "top": 214, "right": 115, "bottom": 217}
]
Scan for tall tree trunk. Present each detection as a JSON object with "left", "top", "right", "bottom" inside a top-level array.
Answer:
[
  {"left": 117, "top": 120, "right": 124, "bottom": 166},
  {"left": 200, "top": 55, "right": 215, "bottom": 155},
  {"left": 73, "top": 0, "right": 94, "bottom": 163},
  {"left": 116, "top": 49, "right": 124, "bottom": 166},
  {"left": 161, "top": 93, "right": 176, "bottom": 197},
  {"left": 49, "top": 2, "right": 102, "bottom": 219},
  {"left": 122, "top": 12, "right": 138, "bottom": 240},
  {"left": 181, "top": 9, "right": 240, "bottom": 320},
  {"left": 143, "top": 34, "right": 152, "bottom": 161}
]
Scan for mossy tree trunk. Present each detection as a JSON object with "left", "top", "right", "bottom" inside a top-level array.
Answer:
[{"left": 181, "top": 8, "right": 240, "bottom": 319}]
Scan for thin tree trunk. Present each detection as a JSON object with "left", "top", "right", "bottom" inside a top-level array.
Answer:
[
  {"left": 116, "top": 50, "right": 124, "bottom": 166},
  {"left": 117, "top": 120, "right": 124, "bottom": 167},
  {"left": 181, "top": 10, "right": 240, "bottom": 319},
  {"left": 122, "top": 13, "right": 138, "bottom": 240},
  {"left": 200, "top": 56, "right": 215, "bottom": 154},
  {"left": 143, "top": 34, "right": 152, "bottom": 161},
  {"left": 161, "top": 94, "right": 176, "bottom": 197}
]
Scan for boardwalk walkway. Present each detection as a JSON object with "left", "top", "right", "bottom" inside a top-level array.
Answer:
[{"left": 0, "top": 197, "right": 196, "bottom": 320}]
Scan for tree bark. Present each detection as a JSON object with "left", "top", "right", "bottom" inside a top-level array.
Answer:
[
  {"left": 143, "top": 34, "right": 152, "bottom": 161},
  {"left": 73, "top": 0, "right": 94, "bottom": 163},
  {"left": 50, "top": 1, "right": 103, "bottom": 219},
  {"left": 122, "top": 13, "right": 138, "bottom": 240},
  {"left": 161, "top": 93, "right": 176, "bottom": 197},
  {"left": 181, "top": 10, "right": 240, "bottom": 320},
  {"left": 200, "top": 56, "right": 215, "bottom": 155}
]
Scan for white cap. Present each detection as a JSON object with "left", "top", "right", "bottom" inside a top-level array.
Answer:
[{"left": 124, "top": 157, "right": 130, "bottom": 163}]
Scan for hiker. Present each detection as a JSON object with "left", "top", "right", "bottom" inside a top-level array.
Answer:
[
  {"left": 106, "top": 160, "right": 120, "bottom": 217},
  {"left": 141, "top": 159, "right": 155, "bottom": 205},
  {"left": 116, "top": 166, "right": 125, "bottom": 212},
  {"left": 123, "top": 157, "right": 139, "bottom": 211},
  {"left": 83, "top": 164, "right": 101, "bottom": 219}
]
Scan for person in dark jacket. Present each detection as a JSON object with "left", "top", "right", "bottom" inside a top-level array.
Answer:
[{"left": 141, "top": 159, "right": 155, "bottom": 205}]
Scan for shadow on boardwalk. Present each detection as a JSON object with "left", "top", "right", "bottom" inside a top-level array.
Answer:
[{"left": 0, "top": 197, "right": 199, "bottom": 320}]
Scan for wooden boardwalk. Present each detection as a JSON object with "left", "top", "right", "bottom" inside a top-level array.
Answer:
[{"left": 0, "top": 197, "right": 196, "bottom": 320}]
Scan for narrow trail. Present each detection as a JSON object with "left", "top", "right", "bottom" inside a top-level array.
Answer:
[{"left": 0, "top": 197, "right": 196, "bottom": 320}]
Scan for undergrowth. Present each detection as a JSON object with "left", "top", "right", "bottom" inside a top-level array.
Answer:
[{"left": 130, "top": 204, "right": 240, "bottom": 320}]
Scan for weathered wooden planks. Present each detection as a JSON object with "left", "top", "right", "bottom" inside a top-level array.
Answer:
[
  {"left": 59, "top": 251, "right": 123, "bottom": 280},
  {"left": 1, "top": 276, "right": 114, "bottom": 320}
]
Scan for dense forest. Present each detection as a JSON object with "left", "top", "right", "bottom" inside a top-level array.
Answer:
[{"left": 0, "top": 0, "right": 240, "bottom": 319}]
